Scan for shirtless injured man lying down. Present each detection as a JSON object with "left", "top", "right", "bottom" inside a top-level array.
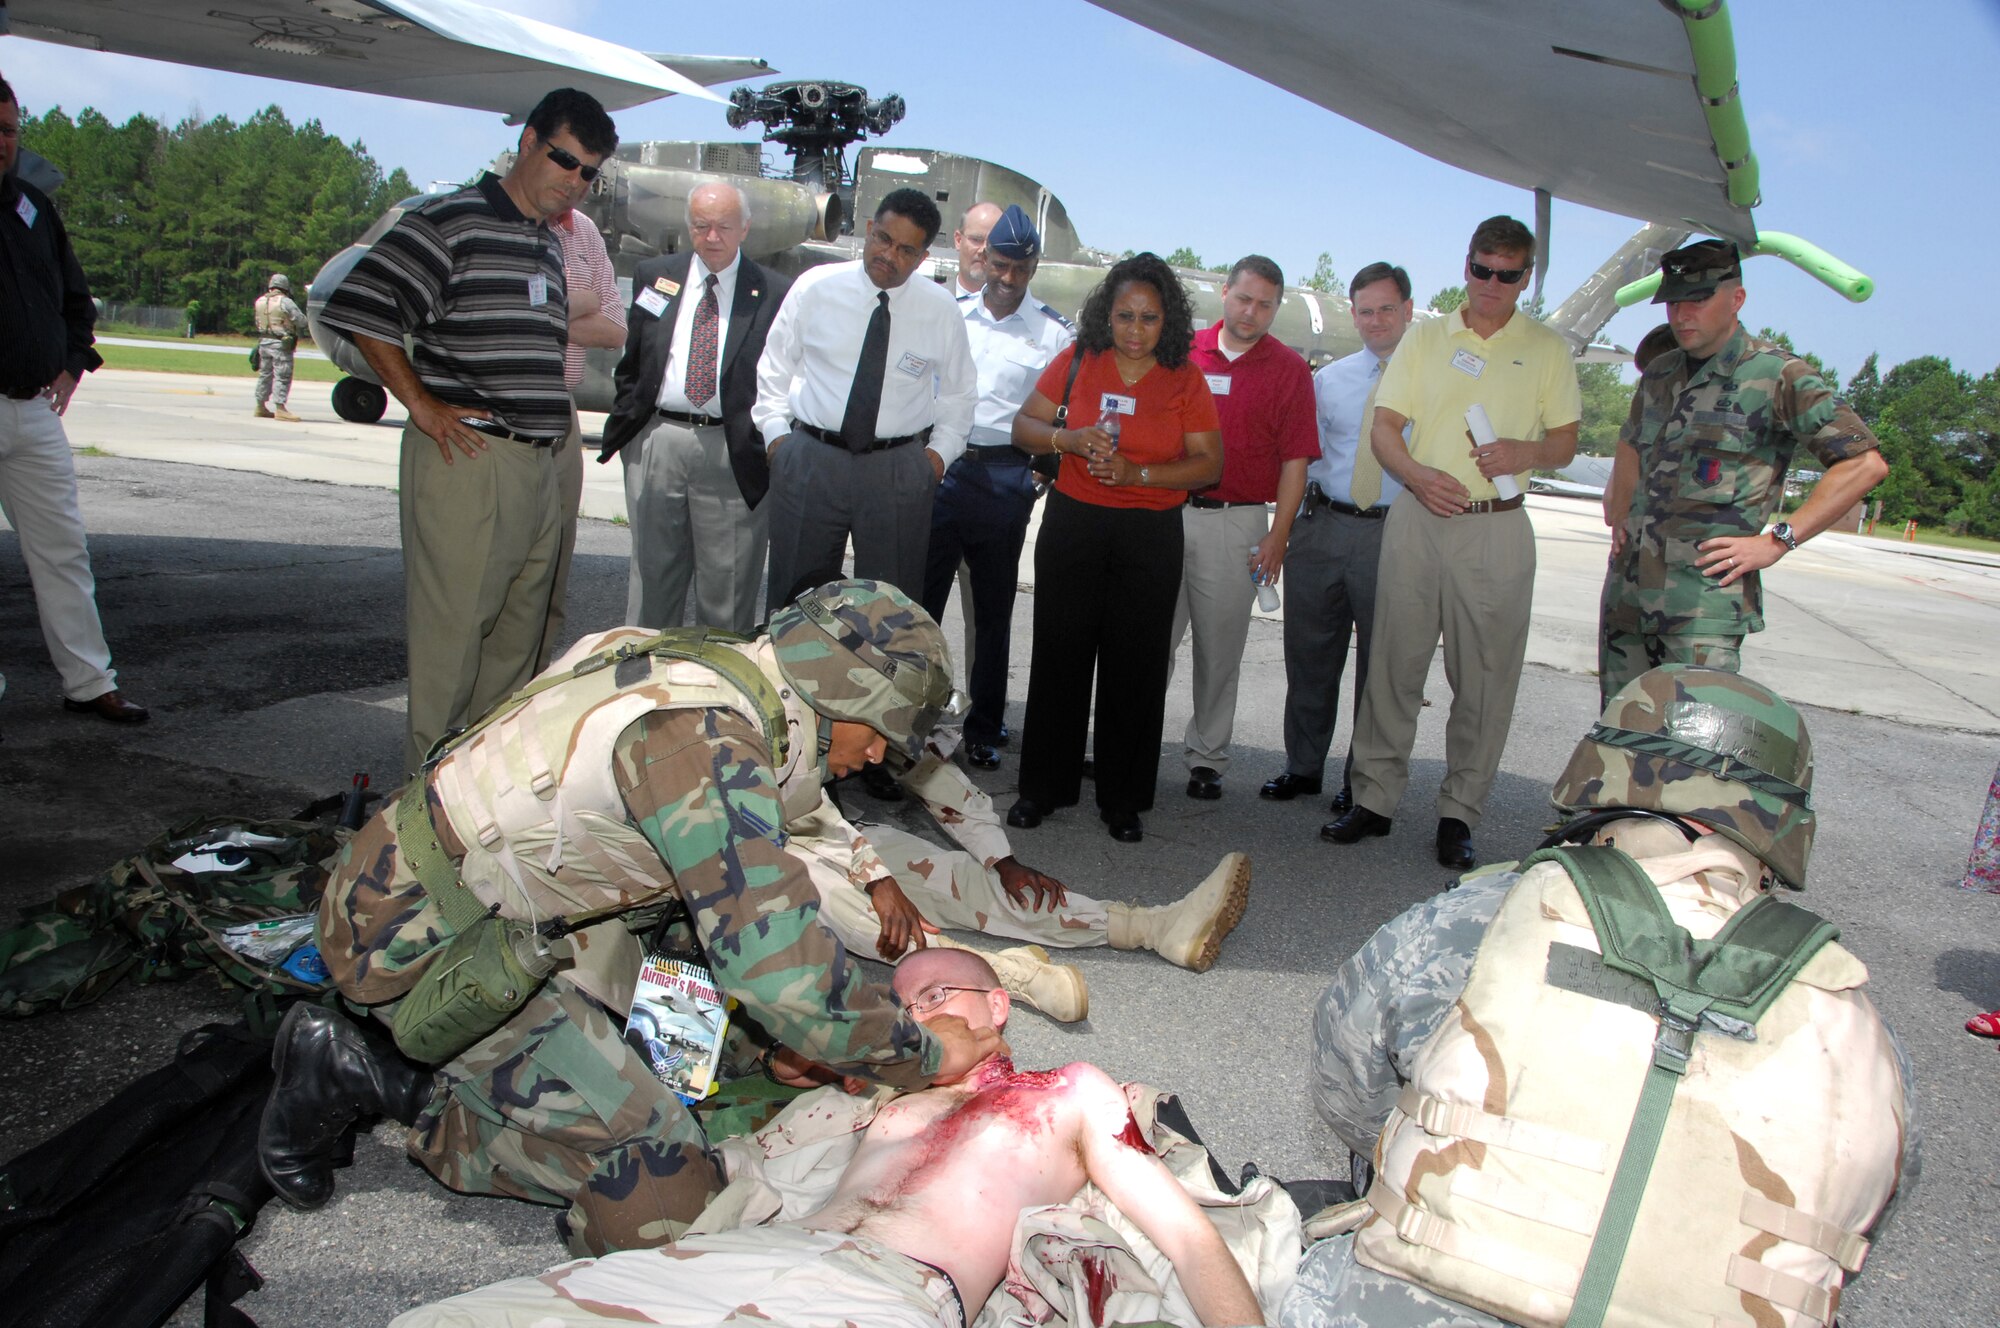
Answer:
[{"left": 394, "top": 948, "right": 1295, "bottom": 1328}]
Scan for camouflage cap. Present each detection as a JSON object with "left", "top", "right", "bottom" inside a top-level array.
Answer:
[
  {"left": 269, "top": 273, "right": 292, "bottom": 292},
  {"left": 1652, "top": 239, "right": 1741, "bottom": 304},
  {"left": 767, "top": 579, "right": 959, "bottom": 763},
  {"left": 1551, "top": 665, "right": 1816, "bottom": 888}
]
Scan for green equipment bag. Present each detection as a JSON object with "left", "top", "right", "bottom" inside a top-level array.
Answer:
[{"left": 0, "top": 815, "right": 347, "bottom": 1017}]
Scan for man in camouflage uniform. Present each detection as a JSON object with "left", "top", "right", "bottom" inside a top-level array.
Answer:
[
  {"left": 1283, "top": 665, "right": 1915, "bottom": 1328},
  {"left": 252, "top": 273, "right": 306, "bottom": 422},
  {"left": 1598, "top": 240, "right": 1889, "bottom": 703},
  {"left": 257, "top": 580, "right": 1005, "bottom": 1256}
]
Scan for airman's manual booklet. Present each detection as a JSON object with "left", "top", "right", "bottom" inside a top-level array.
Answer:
[{"left": 625, "top": 954, "right": 730, "bottom": 1104}]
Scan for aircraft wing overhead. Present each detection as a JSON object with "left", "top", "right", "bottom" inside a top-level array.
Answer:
[
  {"left": 649, "top": 54, "right": 775, "bottom": 89},
  {"left": 2, "top": 0, "right": 732, "bottom": 115},
  {"left": 1087, "top": 0, "right": 1757, "bottom": 245}
]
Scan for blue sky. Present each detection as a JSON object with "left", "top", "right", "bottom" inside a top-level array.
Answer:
[{"left": 6, "top": 0, "right": 1995, "bottom": 383}]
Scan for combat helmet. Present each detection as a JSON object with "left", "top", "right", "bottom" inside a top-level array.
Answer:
[
  {"left": 268, "top": 273, "right": 292, "bottom": 292},
  {"left": 767, "top": 578, "right": 958, "bottom": 764},
  {"left": 1551, "top": 665, "right": 1815, "bottom": 888}
]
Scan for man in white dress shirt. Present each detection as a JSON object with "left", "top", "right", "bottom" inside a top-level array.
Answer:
[
  {"left": 754, "top": 187, "right": 977, "bottom": 604},
  {"left": 950, "top": 201, "right": 1002, "bottom": 302},
  {"left": 601, "top": 182, "right": 790, "bottom": 632},
  {"left": 1262, "top": 262, "right": 1413, "bottom": 822}
]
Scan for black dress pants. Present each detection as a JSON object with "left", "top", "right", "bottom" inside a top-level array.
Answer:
[{"left": 1017, "top": 489, "right": 1184, "bottom": 818}]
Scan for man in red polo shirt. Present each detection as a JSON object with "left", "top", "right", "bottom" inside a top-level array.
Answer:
[{"left": 1169, "top": 255, "right": 1318, "bottom": 799}]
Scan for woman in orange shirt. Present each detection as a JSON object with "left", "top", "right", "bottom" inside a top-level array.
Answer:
[{"left": 1005, "top": 253, "right": 1223, "bottom": 842}]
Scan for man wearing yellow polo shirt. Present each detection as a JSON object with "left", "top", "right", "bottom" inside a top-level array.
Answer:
[{"left": 1323, "top": 216, "right": 1579, "bottom": 869}]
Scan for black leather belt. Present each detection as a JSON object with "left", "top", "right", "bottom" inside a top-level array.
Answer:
[
  {"left": 1305, "top": 491, "right": 1389, "bottom": 520},
  {"left": 4, "top": 384, "right": 43, "bottom": 401},
  {"left": 463, "top": 419, "right": 559, "bottom": 447},
  {"left": 1187, "top": 495, "right": 1266, "bottom": 510},
  {"left": 794, "top": 420, "right": 928, "bottom": 453},
  {"left": 963, "top": 443, "right": 1029, "bottom": 463},
  {"left": 656, "top": 406, "right": 722, "bottom": 427},
  {"left": 1458, "top": 495, "right": 1525, "bottom": 515}
]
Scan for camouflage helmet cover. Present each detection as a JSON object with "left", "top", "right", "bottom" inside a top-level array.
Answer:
[
  {"left": 268, "top": 273, "right": 292, "bottom": 292},
  {"left": 1551, "top": 665, "right": 1816, "bottom": 887},
  {"left": 767, "top": 578, "right": 957, "bottom": 763}
]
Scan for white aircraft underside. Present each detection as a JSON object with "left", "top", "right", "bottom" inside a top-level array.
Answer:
[
  {"left": 1088, "top": 0, "right": 1758, "bottom": 245},
  {"left": 0, "top": 0, "right": 767, "bottom": 116}
]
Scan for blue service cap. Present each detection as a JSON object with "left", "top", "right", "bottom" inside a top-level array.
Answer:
[{"left": 986, "top": 204, "right": 1040, "bottom": 260}]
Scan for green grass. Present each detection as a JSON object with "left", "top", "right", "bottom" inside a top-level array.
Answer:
[
  {"left": 96, "top": 342, "right": 344, "bottom": 383},
  {"left": 97, "top": 321, "right": 265, "bottom": 348},
  {"left": 1858, "top": 527, "right": 2000, "bottom": 555}
]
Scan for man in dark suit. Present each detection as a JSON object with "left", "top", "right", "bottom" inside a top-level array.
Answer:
[{"left": 601, "top": 181, "right": 790, "bottom": 632}]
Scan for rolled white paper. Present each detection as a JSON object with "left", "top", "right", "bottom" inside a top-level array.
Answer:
[{"left": 1464, "top": 403, "right": 1523, "bottom": 501}]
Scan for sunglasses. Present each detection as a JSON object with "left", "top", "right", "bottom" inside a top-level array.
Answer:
[
  {"left": 1467, "top": 260, "right": 1528, "bottom": 284},
  {"left": 543, "top": 143, "right": 601, "bottom": 184}
]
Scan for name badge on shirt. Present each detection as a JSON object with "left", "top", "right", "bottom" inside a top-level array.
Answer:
[
  {"left": 528, "top": 274, "right": 549, "bottom": 307},
  {"left": 1450, "top": 348, "right": 1485, "bottom": 378},
  {"left": 636, "top": 287, "right": 669, "bottom": 318},
  {"left": 1204, "top": 373, "right": 1231, "bottom": 396},
  {"left": 1100, "top": 392, "right": 1137, "bottom": 416},
  {"left": 14, "top": 194, "right": 36, "bottom": 229},
  {"left": 897, "top": 351, "right": 930, "bottom": 378}
]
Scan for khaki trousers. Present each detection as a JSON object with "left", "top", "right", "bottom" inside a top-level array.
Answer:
[
  {"left": 1349, "top": 492, "right": 1534, "bottom": 829},
  {"left": 1168, "top": 503, "right": 1268, "bottom": 774},
  {"left": 537, "top": 406, "right": 585, "bottom": 668},
  {"left": 399, "top": 421, "right": 561, "bottom": 773}
]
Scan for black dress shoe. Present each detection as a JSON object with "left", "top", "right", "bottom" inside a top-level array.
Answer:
[
  {"left": 859, "top": 761, "right": 904, "bottom": 801},
  {"left": 62, "top": 689, "right": 149, "bottom": 724},
  {"left": 1321, "top": 805, "right": 1392, "bottom": 844},
  {"left": 1005, "top": 797, "right": 1045, "bottom": 829},
  {"left": 965, "top": 741, "right": 1001, "bottom": 769},
  {"left": 1259, "top": 772, "right": 1322, "bottom": 801},
  {"left": 1100, "top": 808, "right": 1143, "bottom": 843},
  {"left": 1186, "top": 766, "right": 1222, "bottom": 800},
  {"left": 1436, "top": 817, "right": 1477, "bottom": 870},
  {"left": 1328, "top": 784, "right": 1354, "bottom": 814}
]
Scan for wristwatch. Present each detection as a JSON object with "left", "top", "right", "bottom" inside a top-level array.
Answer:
[
  {"left": 1139, "top": 465, "right": 1151, "bottom": 487},
  {"left": 1767, "top": 521, "right": 1798, "bottom": 552}
]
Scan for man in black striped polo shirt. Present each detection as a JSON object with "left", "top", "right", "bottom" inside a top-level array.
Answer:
[{"left": 323, "top": 88, "right": 617, "bottom": 773}]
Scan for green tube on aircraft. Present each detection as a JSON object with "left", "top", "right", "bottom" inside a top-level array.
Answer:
[{"left": 1679, "top": 0, "right": 1760, "bottom": 209}]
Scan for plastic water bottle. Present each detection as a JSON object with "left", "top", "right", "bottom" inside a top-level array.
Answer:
[
  {"left": 1253, "top": 568, "right": 1280, "bottom": 613},
  {"left": 1102, "top": 407, "right": 1120, "bottom": 452}
]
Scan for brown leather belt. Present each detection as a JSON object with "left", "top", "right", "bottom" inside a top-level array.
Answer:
[
  {"left": 4, "top": 384, "right": 44, "bottom": 401},
  {"left": 463, "top": 419, "right": 559, "bottom": 447},
  {"left": 1458, "top": 495, "right": 1525, "bottom": 515}
]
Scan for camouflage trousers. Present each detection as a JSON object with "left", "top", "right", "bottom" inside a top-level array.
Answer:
[
  {"left": 402, "top": 975, "right": 726, "bottom": 1258},
  {"left": 1597, "top": 624, "right": 1742, "bottom": 706},
  {"left": 1279, "top": 1234, "right": 1505, "bottom": 1328},
  {"left": 389, "top": 1227, "right": 963, "bottom": 1327},
  {"left": 254, "top": 339, "right": 294, "bottom": 407},
  {"left": 795, "top": 820, "right": 1111, "bottom": 951}
]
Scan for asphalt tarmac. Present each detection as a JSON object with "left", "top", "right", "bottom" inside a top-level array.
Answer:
[{"left": 2, "top": 371, "right": 1996, "bottom": 1326}]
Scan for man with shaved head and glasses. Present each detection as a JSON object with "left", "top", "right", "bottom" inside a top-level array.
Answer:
[
  {"left": 392, "top": 947, "right": 1267, "bottom": 1328},
  {"left": 322, "top": 86, "right": 617, "bottom": 773},
  {"left": 1324, "top": 216, "right": 1579, "bottom": 871}
]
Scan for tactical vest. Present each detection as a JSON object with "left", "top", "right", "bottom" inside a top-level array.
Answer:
[
  {"left": 253, "top": 292, "right": 294, "bottom": 338},
  {"left": 422, "top": 626, "right": 817, "bottom": 1009},
  {"left": 1354, "top": 844, "right": 1905, "bottom": 1328}
]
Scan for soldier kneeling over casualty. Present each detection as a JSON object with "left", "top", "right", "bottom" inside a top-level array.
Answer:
[
  {"left": 257, "top": 579, "right": 1251, "bottom": 1257},
  {"left": 390, "top": 948, "right": 1270, "bottom": 1328},
  {"left": 1284, "top": 665, "right": 1915, "bottom": 1328}
]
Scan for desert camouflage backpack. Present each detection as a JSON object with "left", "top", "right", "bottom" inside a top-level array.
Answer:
[{"left": 0, "top": 814, "right": 346, "bottom": 1016}]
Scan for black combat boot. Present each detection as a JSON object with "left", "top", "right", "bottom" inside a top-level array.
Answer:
[{"left": 258, "top": 1002, "right": 434, "bottom": 1210}]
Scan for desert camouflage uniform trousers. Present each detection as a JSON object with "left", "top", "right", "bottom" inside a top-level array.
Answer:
[
  {"left": 795, "top": 817, "right": 1111, "bottom": 951},
  {"left": 390, "top": 1227, "right": 963, "bottom": 1328},
  {"left": 255, "top": 340, "right": 294, "bottom": 408},
  {"left": 1596, "top": 622, "right": 1742, "bottom": 705},
  {"left": 403, "top": 973, "right": 726, "bottom": 1258}
]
